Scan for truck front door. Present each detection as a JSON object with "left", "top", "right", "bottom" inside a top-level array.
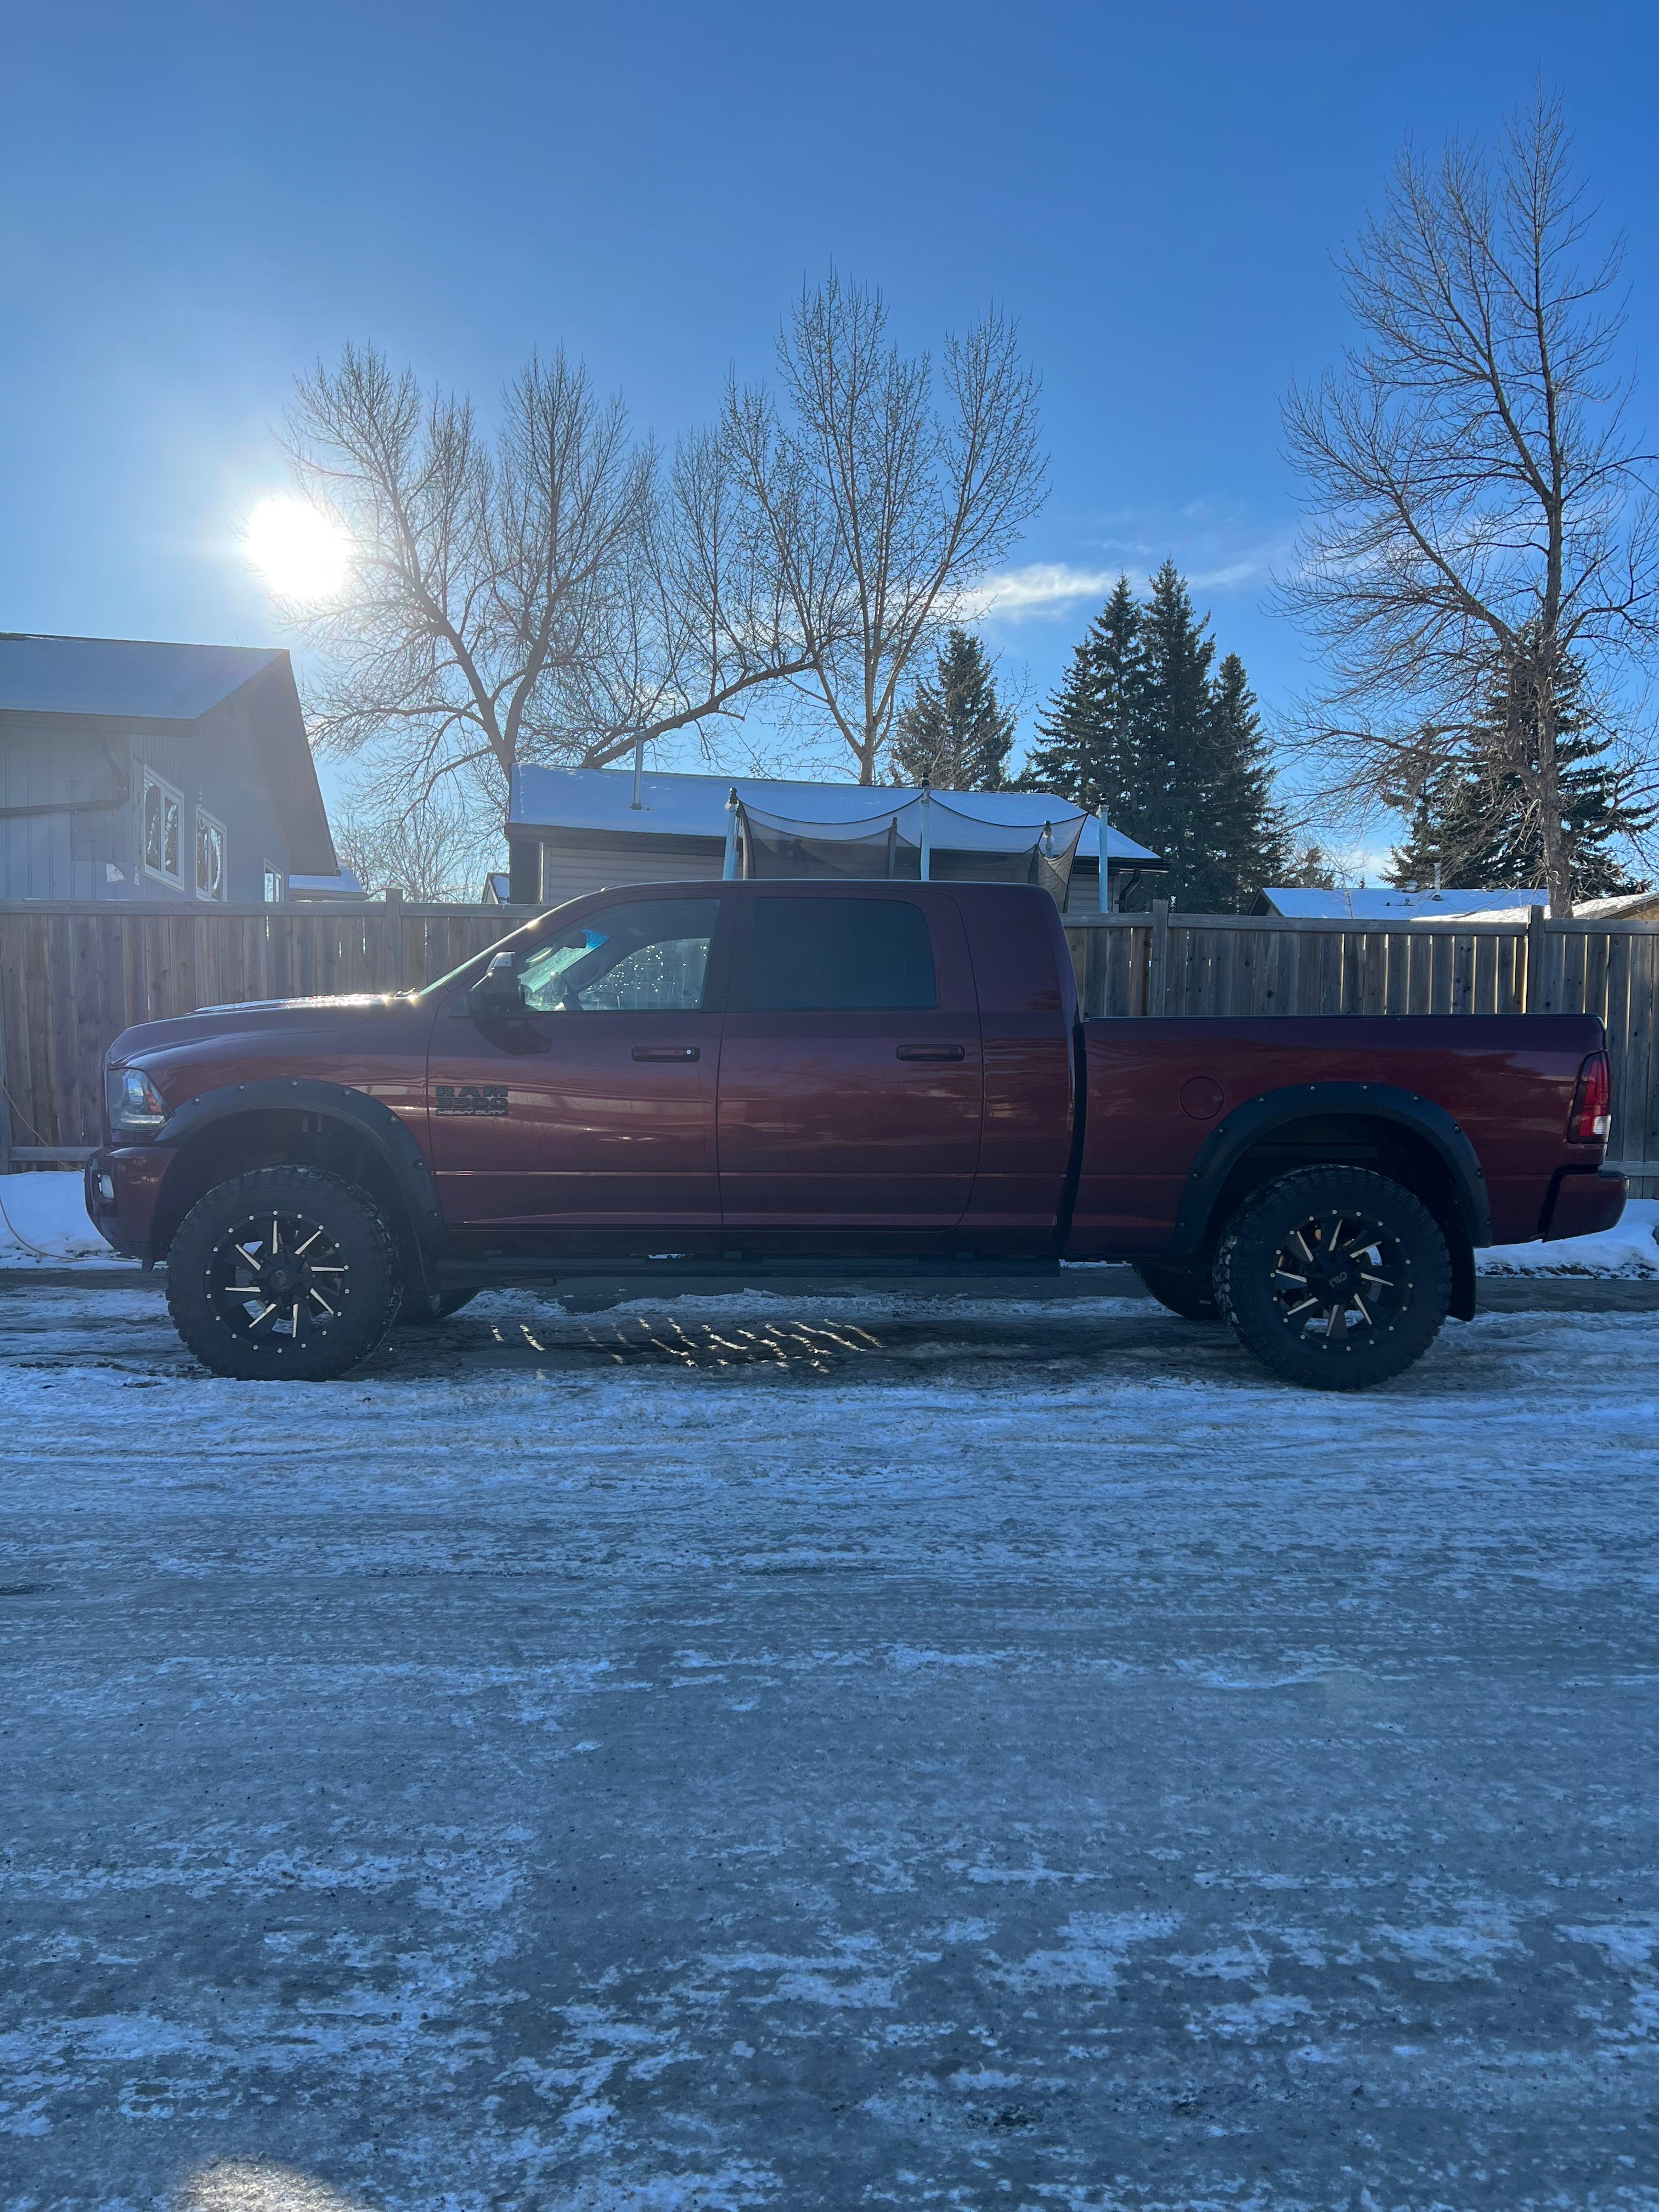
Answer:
[
  {"left": 716, "top": 889, "right": 983, "bottom": 1233},
  {"left": 428, "top": 896, "right": 726, "bottom": 1242}
]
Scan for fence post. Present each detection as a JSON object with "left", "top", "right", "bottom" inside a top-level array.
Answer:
[
  {"left": 1525, "top": 902, "right": 1546, "bottom": 1012},
  {"left": 384, "top": 887, "right": 405, "bottom": 992},
  {"left": 1148, "top": 900, "right": 1170, "bottom": 1017}
]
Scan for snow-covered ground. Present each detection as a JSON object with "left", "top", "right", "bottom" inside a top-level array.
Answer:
[
  {"left": 1, "top": 1280, "right": 1656, "bottom": 2209},
  {"left": 0, "top": 1170, "right": 122, "bottom": 1265},
  {"left": 5, "top": 1169, "right": 1656, "bottom": 1275}
]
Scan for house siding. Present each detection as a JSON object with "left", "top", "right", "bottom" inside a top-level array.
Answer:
[
  {"left": 528, "top": 831, "right": 727, "bottom": 909},
  {"left": 0, "top": 700, "right": 307, "bottom": 904}
]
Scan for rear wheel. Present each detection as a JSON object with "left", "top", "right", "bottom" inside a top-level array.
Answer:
[
  {"left": 1215, "top": 1165, "right": 1449, "bottom": 1391},
  {"left": 1133, "top": 1260, "right": 1221, "bottom": 1322},
  {"left": 166, "top": 1166, "right": 402, "bottom": 1380}
]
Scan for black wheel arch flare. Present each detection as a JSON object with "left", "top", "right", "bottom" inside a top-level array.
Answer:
[
  {"left": 151, "top": 1080, "right": 448, "bottom": 1275},
  {"left": 1167, "top": 1081, "right": 1491, "bottom": 1317}
]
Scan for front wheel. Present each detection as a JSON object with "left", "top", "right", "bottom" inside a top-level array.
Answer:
[
  {"left": 1215, "top": 1166, "right": 1450, "bottom": 1392},
  {"left": 166, "top": 1166, "right": 402, "bottom": 1380}
]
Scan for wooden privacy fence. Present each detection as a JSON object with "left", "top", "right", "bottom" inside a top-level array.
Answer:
[
  {"left": 2, "top": 895, "right": 1656, "bottom": 1194},
  {"left": 0, "top": 896, "right": 512, "bottom": 1169}
]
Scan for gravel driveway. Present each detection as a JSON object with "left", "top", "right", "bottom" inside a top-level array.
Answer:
[{"left": 1, "top": 1285, "right": 1656, "bottom": 2211}]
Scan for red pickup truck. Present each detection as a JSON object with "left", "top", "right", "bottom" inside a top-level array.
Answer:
[{"left": 88, "top": 879, "right": 1623, "bottom": 1391}]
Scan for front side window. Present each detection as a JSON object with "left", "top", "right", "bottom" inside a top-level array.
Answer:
[
  {"left": 263, "top": 864, "right": 283, "bottom": 904},
  {"left": 141, "top": 770, "right": 183, "bottom": 885},
  {"left": 750, "top": 898, "right": 936, "bottom": 1011},
  {"left": 196, "top": 809, "right": 227, "bottom": 900},
  {"left": 516, "top": 899, "right": 719, "bottom": 1013}
]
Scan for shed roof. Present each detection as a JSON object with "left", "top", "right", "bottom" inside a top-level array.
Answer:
[
  {"left": 0, "top": 633, "right": 284, "bottom": 723},
  {"left": 512, "top": 764, "right": 1161, "bottom": 865},
  {"left": 1259, "top": 885, "right": 1546, "bottom": 921}
]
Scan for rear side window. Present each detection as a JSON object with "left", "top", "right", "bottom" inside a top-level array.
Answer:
[{"left": 750, "top": 898, "right": 936, "bottom": 1011}]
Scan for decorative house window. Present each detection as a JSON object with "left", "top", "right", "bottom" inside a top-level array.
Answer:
[
  {"left": 196, "top": 809, "right": 227, "bottom": 901},
  {"left": 141, "top": 770, "right": 184, "bottom": 886},
  {"left": 263, "top": 863, "right": 284, "bottom": 904}
]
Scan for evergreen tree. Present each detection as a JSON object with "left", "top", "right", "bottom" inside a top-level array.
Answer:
[
  {"left": 1387, "top": 653, "right": 1652, "bottom": 898},
  {"left": 1203, "top": 652, "right": 1291, "bottom": 909},
  {"left": 1025, "top": 562, "right": 1288, "bottom": 912},
  {"left": 1020, "top": 575, "right": 1144, "bottom": 819},
  {"left": 891, "top": 628, "right": 1016, "bottom": 790}
]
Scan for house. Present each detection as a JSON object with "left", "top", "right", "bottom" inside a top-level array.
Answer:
[
  {"left": 0, "top": 632, "right": 354, "bottom": 903},
  {"left": 1252, "top": 886, "right": 1547, "bottom": 921},
  {"left": 506, "top": 765, "right": 1164, "bottom": 912}
]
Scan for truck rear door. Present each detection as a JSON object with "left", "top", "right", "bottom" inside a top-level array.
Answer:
[{"left": 716, "top": 888, "right": 983, "bottom": 1231}]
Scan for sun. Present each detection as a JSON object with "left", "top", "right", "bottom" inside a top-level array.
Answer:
[{"left": 242, "top": 496, "right": 349, "bottom": 602}]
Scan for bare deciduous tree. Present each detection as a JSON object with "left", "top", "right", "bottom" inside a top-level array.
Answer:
[
  {"left": 1279, "top": 92, "right": 1658, "bottom": 914},
  {"left": 281, "top": 345, "right": 811, "bottom": 820},
  {"left": 332, "top": 775, "right": 497, "bottom": 904},
  {"left": 727, "top": 274, "right": 1046, "bottom": 783}
]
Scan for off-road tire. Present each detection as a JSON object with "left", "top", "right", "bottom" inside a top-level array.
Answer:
[
  {"left": 1134, "top": 1259, "right": 1222, "bottom": 1322},
  {"left": 1215, "top": 1165, "right": 1450, "bottom": 1392},
  {"left": 166, "top": 1166, "right": 402, "bottom": 1381},
  {"left": 401, "top": 1286, "right": 480, "bottom": 1324}
]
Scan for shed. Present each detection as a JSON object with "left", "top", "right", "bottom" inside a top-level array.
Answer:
[
  {"left": 508, "top": 765, "right": 1163, "bottom": 912},
  {"left": 0, "top": 633, "right": 338, "bottom": 903}
]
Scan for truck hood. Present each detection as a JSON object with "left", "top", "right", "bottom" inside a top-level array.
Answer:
[
  {"left": 189, "top": 992, "right": 421, "bottom": 1018},
  {"left": 108, "top": 992, "right": 430, "bottom": 1069}
]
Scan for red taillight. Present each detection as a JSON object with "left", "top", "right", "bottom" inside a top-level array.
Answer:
[{"left": 1568, "top": 1050, "right": 1611, "bottom": 1144}]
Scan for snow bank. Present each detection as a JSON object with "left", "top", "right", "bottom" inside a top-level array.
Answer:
[
  {"left": 3, "top": 1164, "right": 1654, "bottom": 1277},
  {"left": 1478, "top": 1195, "right": 1659, "bottom": 1276},
  {"left": 0, "top": 1171, "right": 122, "bottom": 1265}
]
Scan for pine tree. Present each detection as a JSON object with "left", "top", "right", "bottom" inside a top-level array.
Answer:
[
  {"left": 1204, "top": 653, "right": 1291, "bottom": 910},
  {"left": 1134, "top": 560, "right": 1223, "bottom": 910},
  {"left": 1387, "top": 653, "right": 1652, "bottom": 898},
  {"left": 891, "top": 629, "right": 1016, "bottom": 790},
  {"left": 1020, "top": 575, "right": 1144, "bottom": 819}
]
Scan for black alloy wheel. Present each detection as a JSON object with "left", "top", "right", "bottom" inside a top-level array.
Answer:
[
  {"left": 166, "top": 1166, "right": 401, "bottom": 1381},
  {"left": 1133, "top": 1259, "right": 1222, "bottom": 1322},
  {"left": 1215, "top": 1165, "right": 1451, "bottom": 1391}
]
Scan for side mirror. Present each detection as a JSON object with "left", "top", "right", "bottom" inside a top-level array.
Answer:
[{"left": 471, "top": 952, "right": 527, "bottom": 1018}]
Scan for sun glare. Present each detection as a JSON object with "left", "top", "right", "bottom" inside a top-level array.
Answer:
[{"left": 243, "top": 496, "right": 348, "bottom": 602}]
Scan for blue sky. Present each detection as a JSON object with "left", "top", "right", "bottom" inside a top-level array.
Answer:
[{"left": 3, "top": 0, "right": 1655, "bottom": 825}]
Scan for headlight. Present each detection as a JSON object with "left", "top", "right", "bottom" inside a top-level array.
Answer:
[{"left": 106, "top": 1064, "right": 168, "bottom": 1137}]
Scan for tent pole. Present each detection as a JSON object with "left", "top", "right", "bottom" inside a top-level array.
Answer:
[
  {"left": 722, "top": 788, "right": 739, "bottom": 879},
  {"left": 919, "top": 776, "right": 931, "bottom": 881},
  {"left": 1098, "top": 803, "right": 1111, "bottom": 912},
  {"left": 631, "top": 734, "right": 646, "bottom": 809}
]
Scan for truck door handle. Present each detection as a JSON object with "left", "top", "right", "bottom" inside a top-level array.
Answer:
[
  {"left": 896, "top": 1043, "right": 966, "bottom": 1062},
  {"left": 631, "top": 1045, "right": 700, "bottom": 1062}
]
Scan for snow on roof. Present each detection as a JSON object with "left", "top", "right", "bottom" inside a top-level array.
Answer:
[
  {"left": 1261, "top": 886, "right": 1547, "bottom": 921},
  {"left": 511, "top": 764, "right": 1160, "bottom": 864},
  {"left": 0, "top": 633, "right": 284, "bottom": 722},
  {"left": 1451, "top": 888, "right": 1659, "bottom": 923},
  {"left": 287, "top": 869, "right": 366, "bottom": 900}
]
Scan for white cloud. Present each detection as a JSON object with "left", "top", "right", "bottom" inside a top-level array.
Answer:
[{"left": 954, "top": 563, "right": 1120, "bottom": 624}]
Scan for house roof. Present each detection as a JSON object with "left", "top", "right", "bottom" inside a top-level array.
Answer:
[
  {"left": 511, "top": 764, "right": 1161, "bottom": 865},
  {"left": 1449, "top": 888, "right": 1659, "bottom": 922},
  {"left": 1259, "top": 886, "right": 1547, "bottom": 921},
  {"left": 0, "top": 633, "right": 284, "bottom": 722}
]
